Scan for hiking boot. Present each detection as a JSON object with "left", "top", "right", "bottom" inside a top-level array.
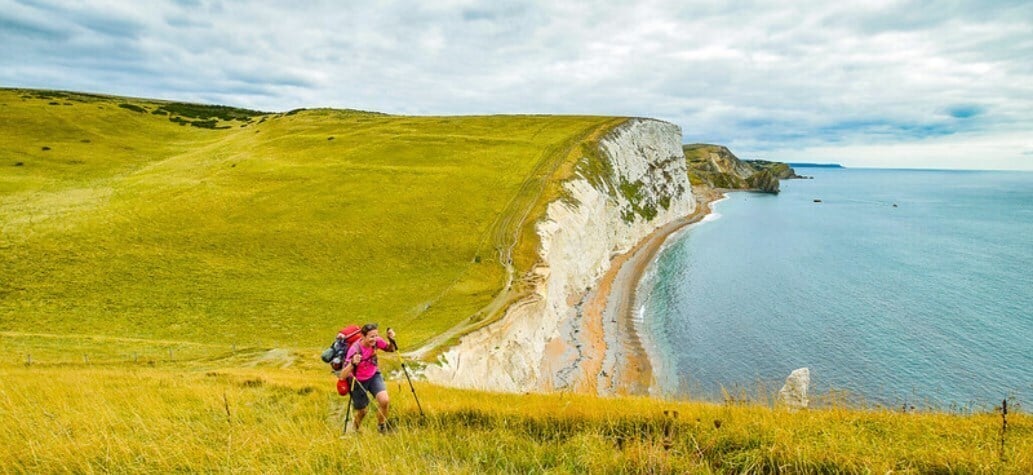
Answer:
[{"left": 378, "top": 421, "right": 395, "bottom": 434}]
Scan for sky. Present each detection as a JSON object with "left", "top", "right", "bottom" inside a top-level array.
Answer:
[{"left": 2, "top": 0, "right": 1032, "bottom": 170}]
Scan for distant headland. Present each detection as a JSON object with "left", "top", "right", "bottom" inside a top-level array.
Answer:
[{"left": 788, "top": 162, "right": 845, "bottom": 168}]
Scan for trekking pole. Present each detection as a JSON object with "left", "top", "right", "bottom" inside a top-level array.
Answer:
[
  {"left": 401, "top": 362, "right": 425, "bottom": 418},
  {"left": 388, "top": 330, "right": 425, "bottom": 418},
  {"left": 342, "top": 377, "right": 356, "bottom": 434}
]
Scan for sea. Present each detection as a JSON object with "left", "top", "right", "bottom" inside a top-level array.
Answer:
[{"left": 637, "top": 167, "right": 1033, "bottom": 410}]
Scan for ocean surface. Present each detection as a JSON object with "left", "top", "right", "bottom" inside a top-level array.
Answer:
[{"left": 638, "top": 168, "right": 1033, "bottom": 409}]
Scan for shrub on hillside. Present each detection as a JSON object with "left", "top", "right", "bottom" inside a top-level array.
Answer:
[
  {"left": 118, "top": 103, "right": 147, "bottom": 113},
  {"left": 154, "top": 102, "right": 265, "bottom": 122}
]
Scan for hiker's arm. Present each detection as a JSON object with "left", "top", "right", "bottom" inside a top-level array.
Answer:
[
  {"left": 338, "top": 352, "right": 361, "bottom": 380},
  {"left": 381, "top": 331, "right": 397, "bottom": 352}
]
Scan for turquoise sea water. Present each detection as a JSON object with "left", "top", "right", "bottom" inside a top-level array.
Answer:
[{"left": 638, "top": 168, "right": 1033, "bottom": 408}]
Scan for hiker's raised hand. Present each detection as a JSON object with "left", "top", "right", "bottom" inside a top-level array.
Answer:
[
  {"left": 351, "top": 353, "right": 361, "bottom": 366},
  {"left": 386, "top": 328, "right": 396, "bottom": 340}
]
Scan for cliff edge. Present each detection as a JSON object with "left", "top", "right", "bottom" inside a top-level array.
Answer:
[{"left": 424, "top": 118, "right": 695, "bottom": 392}]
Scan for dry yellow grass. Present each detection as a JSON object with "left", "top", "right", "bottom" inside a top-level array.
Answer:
[{"left": 2, "top": 357, "right": 1029, "bottom": 473}]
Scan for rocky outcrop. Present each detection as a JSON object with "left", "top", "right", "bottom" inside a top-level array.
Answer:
[
  {"left": 744, "top": 159, "right": 803, "bottom": 179},
  {"left": 747, "top": 169, "right": 780, "bottom": 193},
  {"left": 778, "top": 367, "right": 810, "bottom": 409},
  {"left": 685, "top": 144, "right": 755, "bottom": 181},
  {"left": 684, "top": 144, "right": 799, "bottom": 194},
  {"left": 424, "top": 118, "right": 696, "bottom": 393}
]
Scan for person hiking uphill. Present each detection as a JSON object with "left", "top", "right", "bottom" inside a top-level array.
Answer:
[{"left": 340, "top": 323, "right": 397, "bottom": 433}]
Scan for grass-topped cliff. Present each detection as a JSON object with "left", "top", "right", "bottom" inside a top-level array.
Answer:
[
  {"left": 2, "top": 90, "right": 1030, "bottom": 472},
  {"left": 1, "top": 88, "right": 622, "bottom": 354}
]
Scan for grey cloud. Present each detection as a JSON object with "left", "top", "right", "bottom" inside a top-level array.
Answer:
[
  {"left": 2, "top": 0, "right": 1032, "bottom": 168},
  {"left": 164, "top": 13, "right": 212, "bottom": 29},
  {"left": 0, "top": 13, "right": 70, "bottom": 41}
]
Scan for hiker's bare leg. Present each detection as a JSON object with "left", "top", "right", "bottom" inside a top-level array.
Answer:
[
  {"left": 375, "top": 390, "right": 390, "bottom": 424},
  {"left": 353, "top": 407, "right": 368, "bottom": 431}
]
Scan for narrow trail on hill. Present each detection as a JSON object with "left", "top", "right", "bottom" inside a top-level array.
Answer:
[{"left": 407, "top": 118, "right": 628, "bottom": 359}]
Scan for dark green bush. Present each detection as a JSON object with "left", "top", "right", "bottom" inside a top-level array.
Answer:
[
  {"left": 118, "top": 103, "right": 147, "bottom": 113},
  {"left": 154, "top": 102, "right": 265, "bottom": 121}
]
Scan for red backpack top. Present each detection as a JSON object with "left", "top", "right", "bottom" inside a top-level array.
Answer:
[{"left": 337, "top": 325, "right": 362, "bottom": 347}]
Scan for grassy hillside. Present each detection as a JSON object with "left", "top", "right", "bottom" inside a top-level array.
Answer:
[
  {"left": 1, "top": 88, "right": 620, "bottom": 352},
  {"left": 2, "top": 360, "right": 1030, "bottom": 473}
]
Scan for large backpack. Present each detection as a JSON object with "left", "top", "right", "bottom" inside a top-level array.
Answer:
[
  {"left": 322, "top": 325, "right": 363, "bottom": 396},
  {"left": 321, "top": 325, "right": 362, "bottom": 371}
]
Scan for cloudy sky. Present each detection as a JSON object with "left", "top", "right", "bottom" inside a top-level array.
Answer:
[{"left": 3, "top": 0, "right": 1032, "bottom": 169}]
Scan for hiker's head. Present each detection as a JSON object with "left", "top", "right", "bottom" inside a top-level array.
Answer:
[{"left": 360, "top": 323, "right": 379, "bottom": 345}]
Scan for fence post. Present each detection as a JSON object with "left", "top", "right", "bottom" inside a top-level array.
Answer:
[{"left": 1000, "top": 399, "right": 1008, "bottom": 462}]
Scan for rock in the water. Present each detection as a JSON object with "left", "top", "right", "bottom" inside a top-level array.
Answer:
[{"left": 778, "top": 368, "right": 810, "bottom": 409}]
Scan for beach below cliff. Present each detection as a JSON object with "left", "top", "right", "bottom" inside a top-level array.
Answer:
[{"left": 558, "top": 186, "right": 725, "bottom": 395}]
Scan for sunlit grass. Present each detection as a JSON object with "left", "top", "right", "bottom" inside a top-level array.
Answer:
[
  {"left": 0, "top": 89, "right": 617, "bottom": 350},
  {"left": 1, "top": 361, "right": 1029, "bottom": 473}
]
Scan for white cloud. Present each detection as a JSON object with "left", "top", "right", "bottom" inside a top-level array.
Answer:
[{"left": 2, "top": 0, "right": 1031, "bottom": 169}]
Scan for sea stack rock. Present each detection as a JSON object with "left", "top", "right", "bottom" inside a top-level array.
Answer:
[{"left": 778, "top": 367, "right": 810, "bottom": 409}]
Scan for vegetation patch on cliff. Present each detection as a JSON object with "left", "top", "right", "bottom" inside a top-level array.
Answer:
[{"left": 571, "top": 122, "right": 669, "bottom": 224}]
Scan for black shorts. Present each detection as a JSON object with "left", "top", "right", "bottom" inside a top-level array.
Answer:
[{"left": 350, "top": 372, "right": 387, "bottom": 410}]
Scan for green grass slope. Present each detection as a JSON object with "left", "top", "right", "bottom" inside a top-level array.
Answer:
[{"left": 1, "top": 88, "right": 620, "bottom": 352}]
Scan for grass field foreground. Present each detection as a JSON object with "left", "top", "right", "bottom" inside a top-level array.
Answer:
[{"left": 1, "top": 360, "right": 1029, "bottom": 473}]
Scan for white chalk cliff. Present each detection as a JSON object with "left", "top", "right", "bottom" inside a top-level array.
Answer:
[{"left": 424, "top": 118, "right": 696, "bottom": 392}]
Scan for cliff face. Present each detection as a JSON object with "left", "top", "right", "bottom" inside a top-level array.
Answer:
[
  {"left": 424, "top": 119, "right": 695, "bottom": 392},
  {"left": 684, "top": 144, "right": 798, "bottom": 193}
]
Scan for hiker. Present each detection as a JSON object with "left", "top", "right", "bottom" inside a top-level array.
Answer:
[{"left": 340, "top": 323, "right": 398, "bottom": 433}]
